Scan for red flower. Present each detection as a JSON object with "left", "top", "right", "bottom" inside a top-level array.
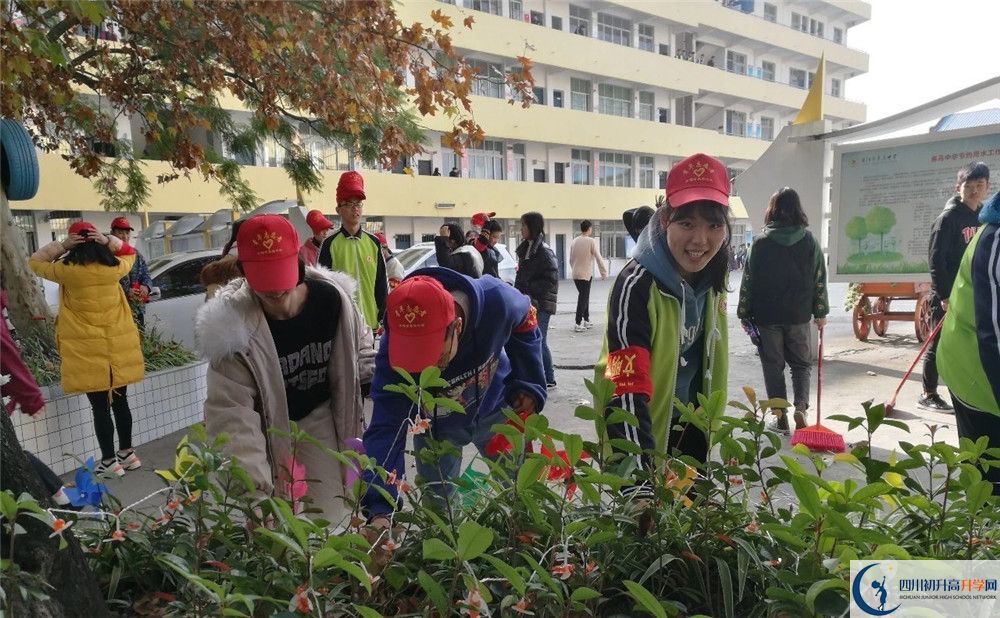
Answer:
[
  {"left": 584, "top": 560, "right": 598, "bottom": 575},
  {"left": 551, "top": 562, "right": 575, "bottom": 579},
  {"left": 485, "top": 433, "right": 512, "bottom": 457},
  {"left": 204, "top": 560, "right": 232, "bottom": 572}
]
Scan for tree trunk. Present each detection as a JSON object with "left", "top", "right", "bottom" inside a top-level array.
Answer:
[
  {"left": 1, "top": 191, "right": 52, "bottom": 335},
  {"left": 0, "top": 413, "right": 110, "bottom": 617}
]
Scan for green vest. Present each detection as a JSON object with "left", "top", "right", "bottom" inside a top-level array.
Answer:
[
  {"left": 326, "top": 230, "right": 382, "bottom": 330},
  {"left": 938, "top": 226, "right": 999, "bottom": 414}
]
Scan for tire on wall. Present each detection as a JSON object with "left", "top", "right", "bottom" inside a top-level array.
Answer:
[{"left": 1, "top": 118, "right": 40, "bottom": 200}]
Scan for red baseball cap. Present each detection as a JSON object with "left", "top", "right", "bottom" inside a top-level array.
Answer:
[
  {"left": 386, "top": 276, "right": 456, "bottom": 373},
  {"left": 336, "top": 171, "right": 366, "bottom": 203},
  {"left": 665, "top": 153, "right": 730, "bottom": 208},
  {"left": 68, "top": 220, "right": 98, "bottom": 237},
  {"left": 236, "top": 215, "right": 300, "bottom": 293},
  {"left": 305, "top": 209, "right": 333, "bottom": 234},
  {"left": 374, "top": 232, "right": 388, "bottom": 247},
  {"left": 110, "top": 216, "right": 133, "bottom": 231}
]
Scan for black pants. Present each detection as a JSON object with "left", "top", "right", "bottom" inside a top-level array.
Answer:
[
  {"left": 667, "top": 418, "right": 709, "bottom": 464},
  {"left": 921, "top": 296, "right": 945, "bottom": 393},
  {"left": 85, "top": 386, "right": 132, "bottom": 461},
  {"left": 952, "top": 394, "right": 1000, "bottom": 496},
  {"left": 574, "top": 278, "right": 592, "bottom": 325}
]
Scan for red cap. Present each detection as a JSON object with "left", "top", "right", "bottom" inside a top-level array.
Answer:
[
  {"left": 374, "top": 232, "right": 388, "bottom": 247},
  {"left": 110, "top": 216, "right": 133, "bottom": 231},
  {"left": 305, "top": 210, "right": 333, "bottom": 234},
  {"left": 665, "top": 153, "right": 730, "bottom": 209},
  {"left": 68, "top": 221, "right": 98, "bottom": 237},
  {"left": 336, "top": 171, "right": 366, "bottom": 204},
  {"left": 236, "top": 215, "right": 300, "bottom": 293},
  {"left": 386, "top": 276, "right": 456, "bottom": 373},
  {"left": 470, "top": 212, "right": 496, "bottom": 229}
]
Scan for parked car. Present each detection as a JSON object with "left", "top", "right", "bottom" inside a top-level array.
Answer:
[
  {"left": 394, "top": 242, "right": 517, "bottom": 284},
  {"left": 42, "top": 248, "right": 223, "bottom": 350}
]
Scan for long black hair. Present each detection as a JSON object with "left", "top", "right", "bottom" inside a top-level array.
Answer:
[
  {"left": 520, "top": 211, "right": 545, "bottom": 240},
  {"left": 661, "top": 201, "right": 732, "bottom": 293},
  {"left": 62, "top": 241, "right": 120, "bottom": 267},
  {"left": 764, "top": 187, "right": 808, "bottom": 226},
  {"left": 222, "top": 220, "right": 244, "bottom": 256}
]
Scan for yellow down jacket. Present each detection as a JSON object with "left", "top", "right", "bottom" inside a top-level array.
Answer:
[{"left": 29, "top": 249, "right": 144, "bottom": 394}]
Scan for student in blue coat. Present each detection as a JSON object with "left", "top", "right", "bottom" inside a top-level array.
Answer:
[{"left": 362, "top": 268, "right": 547, "bottom": 527}]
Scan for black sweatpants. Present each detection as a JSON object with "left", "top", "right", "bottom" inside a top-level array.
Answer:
[
  {"left": 667, "top": 418, "right": 709, "bottom": 465},
  {"left": 574, "top": 278, "right": 592, "bottom": 325},
  {"left": 85, "top": 386, "right": 133, "bottom": 461},
  {"left": 921, "top": 296, "right": 945, "bottom": 393},
  {"left": 952, "top": 393, "right": 1000, "bottom": 496}
]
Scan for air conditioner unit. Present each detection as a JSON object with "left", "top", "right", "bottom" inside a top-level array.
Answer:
[{"left": 435, "top": 203, "right": 456, "bottom": 209}]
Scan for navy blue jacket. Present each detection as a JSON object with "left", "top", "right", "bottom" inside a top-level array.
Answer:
[{"left": 362, "top": 267, "right": 546, "bottom": 516}]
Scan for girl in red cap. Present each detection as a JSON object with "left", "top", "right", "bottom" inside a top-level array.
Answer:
[{"left": 28, "top": 221, "right": 144, "bottom": 477}]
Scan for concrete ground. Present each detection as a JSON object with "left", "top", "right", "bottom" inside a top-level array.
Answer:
[{"left": 76, "top": 274, "right": 959, "bottom": 508}]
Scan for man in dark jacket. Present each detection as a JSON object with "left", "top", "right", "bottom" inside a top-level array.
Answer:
[
  {"left": 515, "top": 212, "right": 559, "bottom": 387},
  {"left": 920, "top": 162, "right": 990, "bottom": 411},
  {"left": 110, "top": 217, "right": 152, "bottom": 329},
  {"left": 362, "top": 269, "right": 546, "bottom": 526},
  {"left": 473, "top": 219, "right": 504, "bottom": 279}
]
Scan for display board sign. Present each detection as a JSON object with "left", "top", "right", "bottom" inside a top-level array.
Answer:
[{"left": 829, "top": 125, "right": 1000, "bottom": 282}]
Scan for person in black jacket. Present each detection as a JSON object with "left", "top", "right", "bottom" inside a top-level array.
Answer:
[
  {"left": 737, "top": 188, "right": 829, "bottom": 433},
  {"left": 474, "top": 219, "right": 504, "bottom": 279},
  {"left": 919, "top": 162, "right": 990, "bottom": 412},
  {"left": 515, "top": 211, "right": 559, "bottom": 388},
  {"left": 435, "top": 223, "right": 483, "bottom": 278}
]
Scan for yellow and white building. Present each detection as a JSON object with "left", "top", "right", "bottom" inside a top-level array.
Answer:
[{"left": 13, "top": 0, "right": 868, "bottom": 275}]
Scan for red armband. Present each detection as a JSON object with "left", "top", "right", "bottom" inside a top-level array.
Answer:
[
  {"left": 604, "top": 346, "right": 652, "bottom": 398},
  {"left": 514, "top": 305, "right": 538, "bottom": 333}
]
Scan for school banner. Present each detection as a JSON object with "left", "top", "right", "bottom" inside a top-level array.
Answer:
[{"left": 829, "top": 125, "right": 1000, "bottom": 282}]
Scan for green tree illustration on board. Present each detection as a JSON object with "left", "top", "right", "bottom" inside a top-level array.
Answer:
[
  {"left": 865, "top": 206, "right": 896, "bottom": 252},
  {"left": 845, "top": 216, "right": 868, "bottom": 253}
]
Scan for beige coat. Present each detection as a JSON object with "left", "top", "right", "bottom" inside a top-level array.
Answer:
[
  {"left": 569, "top": 234, "right": 607, "bottom": 280},
  {"left": 195, "top": 266, "right": 374, "bottom": 523}
]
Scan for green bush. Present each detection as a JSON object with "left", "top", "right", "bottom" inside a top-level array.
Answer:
[{"left": 2, "top": 372, "right": 998, "bottom": 617}]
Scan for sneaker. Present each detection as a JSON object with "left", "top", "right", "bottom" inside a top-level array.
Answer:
[
  {"left": 546, "top": 381, "right": 557, "bottom": 389},
  {"left": 117, "top": 449, "right": 142, "bottom": 471},
  {"left": 95, "top": 458, "right": 125, "bottom": 478},
  {"left": 792, "top": 410, "right": 808, "bottom": 430},
  {"left": 573, "top": 324, "right": 586, "bottom": 332},
  {"left": 766, "top": 410, "right": 791, "bottom": 435},
  {"left": 916, "top": 393, "right": 953, "bottom": 412},
  {"left": 582, "top": 320, "right": 595, "bottom": 329}
]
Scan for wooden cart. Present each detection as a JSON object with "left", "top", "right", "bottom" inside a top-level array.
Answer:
[{"left": 852, "top": 282, "right": 934, "bottom": 342}]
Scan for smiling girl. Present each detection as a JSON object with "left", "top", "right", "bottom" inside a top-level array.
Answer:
[{"left": 595, "top": 153, "right": 731, "bottom": 469}]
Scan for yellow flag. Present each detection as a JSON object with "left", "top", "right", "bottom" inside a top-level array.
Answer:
[{"left": 793, "top": 53, "right": 825, "bottom": 125}]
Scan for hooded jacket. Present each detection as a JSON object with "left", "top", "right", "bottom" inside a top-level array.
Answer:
[
  {"left": 29, "top": 244, "right": 144, "bottom": 394},
  {"left": 515, "top": 234, "right": 559, "bottom": 314},
  {"left": 938, "top": 193, "right": 1000, "bottom": 415},
  {"left": 196, "top": 266, "right": 375, "bottom": 521},
  {"left": 929, "top": 195, "right": 982, "bottom": 300},
  {"left": 737, "top": 223, "right": 828, "bottom": 325},
  {"left": 362, "top": 267, "right": 547, "bottom": 516},
  {"left": 434, "top": 237, "right": 483, "bottom": 278},
  {"left": 594, "top": 219, "right": 728, "bottom": 464}
]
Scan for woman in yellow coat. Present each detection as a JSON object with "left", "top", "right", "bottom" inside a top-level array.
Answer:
[{"left": 29, "top": 221, "right": 145, "bottom": 477}]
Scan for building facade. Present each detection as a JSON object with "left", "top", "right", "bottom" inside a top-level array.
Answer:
[{"left": 14, "top": 0, "right": 869, "bottom": 277}]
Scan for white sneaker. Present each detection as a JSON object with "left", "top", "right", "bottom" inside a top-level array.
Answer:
[
  {"left": 582, "top": 320, "right": 595, "bottom": 329},
  {"left": 95, "top": 458, "right": 125, "bottom": 478},
  {"left": 573, "top": 324, "right": 586, "bottom": 332},
  {"left": 117, "top": 449, "right": 142, "bottom": 471}
]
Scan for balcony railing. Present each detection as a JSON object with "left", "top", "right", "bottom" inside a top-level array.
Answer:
[{"left": 720, "top": 0, "right": 858, "bottom": 49}]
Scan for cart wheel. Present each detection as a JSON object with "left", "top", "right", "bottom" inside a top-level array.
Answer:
[
  {"left": 914, "top": 295, "right": 932, "bottom": 342},
  {"left": 872, "top": 297, "right": 889, "bottom": 337},
  {"left": 853, "top": 298, "right": 871, "bottom": 341}
]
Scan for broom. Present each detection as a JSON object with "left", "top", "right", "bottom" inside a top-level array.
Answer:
[
  {"left": 884, "top": 317, "right": 944, "bottom": 415},
  {"left": 790, "top": 325, "right": 845, "bottom": 452}
]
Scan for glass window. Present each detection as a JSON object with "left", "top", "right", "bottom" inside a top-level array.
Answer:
[
  {"left": 834, "top": 27, "right": 843, "bottom": 44},
  {"left": 789, "top": 68, "right": 807, "bottom": 89},
  {"left": 596, "top": 13, "right": 632, "bottom": 47},
  {"left": 763, "top": 3, "right": 777, "bottom": 22},
  {"left": 810, "top": 18, "right": 824, "bottom": 38},
  {"left": 47, "top": 210, "right": 83, "bottom": 242},
  {"left": 512, "top": 144, "right": 526, "bottom": 181},
  {"left": 569, "top": 4, "right": 590, "bottom": 36},
  {"left": 553, "top": 90, "right": 564, "bottom": 108},
  {"left": 571, "top": 148, "right": 591, "bottom": 185},
  {"left": 468, "top": 0, "right": 501, "bottom": 15},
  {"left": 658, "top": 43, "right": 670, "bottom": 56},
  {"left": 791, "top": 12, "right": 807, "bottom": 32},
  {"left": 9, "top": 210, "right": 37, "bottom": 253},
  {"left": 760, "top": 116, "right": 774, "bottom": 141},
  {"left": 598, "top": 152, "right": 632, "bottom": 187},
  {"left": 469, "top": 59, "right": 505, "bottom": 99},
  {"left": 726, "top": 50, "right": 747, "bottom": 75},
  {"left": 830, "top": 78, "right": 841, "bottom": 98},
  {"left": 598, "top": 83, "right": 633, "bottom": 117},
  {"left": 658, "top": 107, "right": 670, "bottom": 123},
  {"left": 570, "top": 78, "right": 591, "bottom": 111},
  {"left": 467, "top": 139, "right": 505, "bottom": 180},
  {"left": 153, "top": 257, "right": 218, "bottom": 300},
  {"left": 761, "top": 61, "right": 775, "bottom": 82},
  {"left": 638, "top": 91, "right": 654, "bottom": 121},
  {"left": 532, "top": 86, "right": 545, "bottom": 105},
  {"left": 508, "top": 0, "right": 522, "bottom": 20},
  {"left": 725, "top": 110, "right": 746, "bottom": 137},
  {"left": 394, "top": 234, "right": 412, "bottom": 250},
  {"left": 551, "top": 15, "right": 562, "bottom": 30},
  {"left": 530, "top": 10, "right": 543, "bottom": 25},
  {"left": 637, "top": 24, "right": 654, "bottom": 51},
  {"left": 808, "top": 71, "right": 816, "bottom": 88},
  {"left": 638, "top": 156, "right": 655, "bottom": 189}
]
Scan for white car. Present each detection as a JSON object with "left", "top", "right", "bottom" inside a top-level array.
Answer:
[
  {"left": 394, "top": 242, "right": 517, "bottom": 284},
  {"left": 41, "top": 248, "right": 223, "bottom": 350}
]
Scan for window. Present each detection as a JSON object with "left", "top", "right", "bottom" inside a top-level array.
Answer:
[
  {"left": 833, "top": 27, "right": 843, "bottom": 44},
  {"left": 552, "top": 90, "right": 564, "bottom": 108},
  {"left": 570, "top": 77, "right": 591, "bottom": 111},
  {"left": 763, "top": 3, "right": 777, "bottom": 22},
  {"left": 830, "top": 78, "right": 841, "bottom": 98},
  {"left": 760, "top": 116, "right": 774, "bottom": 141},
  {"left": 809, "top": 18, "right": 824, "bottom": 38},
  {"left": 551, "top": 15, "right": 562, "bottom": 30},
  {"left": 596, "top": 12, "right": 632, "bottom": 47},
  {"left": 675, "top": 95, "right": 693, "bottom": 127},
  {"left": 658, "top": 43, "right": 670, "bottom": 56},
  {"left": 761, "top": 60, "right": 776, "bottom": 82},
  {"left": 532, "top": 86, "right": 546, "bottom": 105},
  {"left": 789, "top": 68, "right": 807, "bottom": 89},
  {"left": 725, "top": 110, "right": 747, "bottom": 137},
  {"left": 395, "top": 234, "right": 412, "bottom": 250},
  {"left": 441, "top": 137, "right": 462, "bottom": 176},
  {"left": 467, "top": 139, "right": 505, "bottom": 180},
  {"left": 638, "top": 156, "right": 655, "bottom": 189},
  {"left": 571, "top": 148, "right": 591, "bottom": 185},
  {"left": 638, "top": 91, "right": 654, "bottom": 121},
  {"left": 10, "top": 210, "right": 37, "bottom": 253},
  {"left": 569, "top": 4, "right": 590, "bottom": 36},
  {"left": 726, "top": 50, "right": 747, "bottom": 75},
  {"left": 508, "top": 0, "right": 522, "bottom": 20},
  {"left": 47, "top": 210, "right": 83, "bottom": 242},
  {"left": 637, "top": 24, "right": 654, "bottom": 51},
  {"left": 469, "top": 59, "right": 505, "bottom": 98},
  {"left": 791, "top": 12, "right": 807, "bottom": 33},
  {"left": 598, "top": 152, "right": 632, "bottom": 187},
  {"left": 530, "top": 10, "right": 543, "bottom": 25},
  {"left": 659, "top": 171, "right": 668, "bottom": 189},
  {"left": 154, "top": 257, "right": 219, "bottom": 300},
  {"left": 658, "top": 107, "right": 670, "bottom": 123},
  {"left": 598, "top": 83, "right": 633, "bottom": 117},
  {"left": 512, "top": 143, "right": 526, "bottom": 181},
  {"left": 808, "top": 71, "right": 816, "bottom": 88},
  {"left": 469, "top": 0, "right": 501, "bottom": 15}
]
